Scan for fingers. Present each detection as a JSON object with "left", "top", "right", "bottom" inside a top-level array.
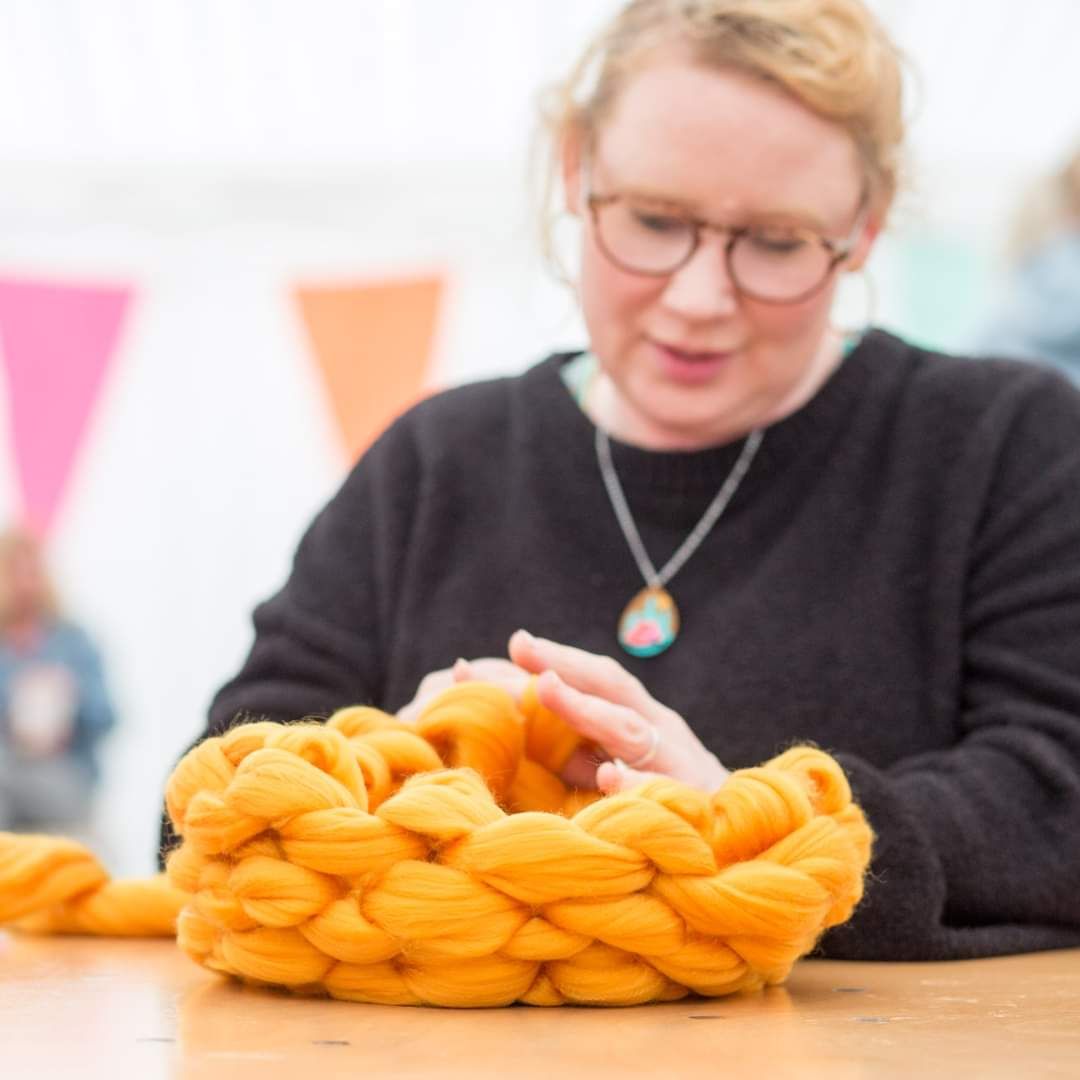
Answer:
[
  {"left": 462, "top": 658, "right": 531, "bottom": 699},
  {"left": 559, "top": 745, "right": 608, "bottom": 789},
  {"left": 561, "top": 752, "right": 658, "bottom": 795},
  {"left": 509, "top": 629, "right": 648, "bottom": 710},
  {"left": 596, "top": 758, "right": 656, "bottom": 795},
  {"left": 400, "top": 650, "right": 730, "bottom": 796},
  {"left": 536, "top": 669, "right": 665, "bottom": 771},
  {"left": 398, "top": 657, "right": 529, "bottom": 726},
  {"left": 396, "top": 668, "right": 454, "bottom": 725},
  {"left": 560, "top": 750, "right": 654, "bottom": 793}
]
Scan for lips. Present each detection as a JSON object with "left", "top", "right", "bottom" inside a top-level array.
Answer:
[
  {"left": 668, "top": 348, "right": 726, "bottom": 362},
  {"left": 655, "top": 341, "right": 736, "bottom": 362},
  {"left": 650, "top": 340, "right": 736, "bottom": 384}
]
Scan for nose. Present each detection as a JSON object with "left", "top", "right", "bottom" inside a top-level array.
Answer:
[{"left": 659, "top": 233, "right": 740, "bottom": 321}]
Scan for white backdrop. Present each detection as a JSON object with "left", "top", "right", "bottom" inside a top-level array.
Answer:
[{"left": 0, "top": 0, "right": 1077, "bottom": 874}]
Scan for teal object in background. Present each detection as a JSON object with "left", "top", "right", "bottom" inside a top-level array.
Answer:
[{"left": 896, "top": 232, "right": 991, "bottom": 355}]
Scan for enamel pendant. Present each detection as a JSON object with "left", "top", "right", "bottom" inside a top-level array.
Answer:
[{"left": 618, "top": 586, "right": 680, "bottom": 658}]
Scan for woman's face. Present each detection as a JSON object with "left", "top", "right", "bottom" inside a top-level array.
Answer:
[{"left": 565, "top": 61, "right": 879, "bottom": 450}]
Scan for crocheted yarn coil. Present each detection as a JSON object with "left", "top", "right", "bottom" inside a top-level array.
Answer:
[{"left": 0, "top": 682, "right": 873, "bottom": 1007}]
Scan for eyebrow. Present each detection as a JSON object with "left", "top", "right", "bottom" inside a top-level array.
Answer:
[{"left": 610, "top": 183, "right": 830, "bottom": 232}]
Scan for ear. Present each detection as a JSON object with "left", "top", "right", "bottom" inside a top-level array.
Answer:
[
  {"left": 560, "top": 125, "right": 586, "bottom": 217},
  {"left": 844, "top": 210, "right": 885, "bottom": 273}
]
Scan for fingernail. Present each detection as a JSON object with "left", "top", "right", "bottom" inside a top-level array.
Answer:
[
  {"left": 539, "top": 670, "right": 562, "bottom": 690},
  {"left": 515, "top": 628, "right": 535, "bottom": 645},
  {"left": 612, "top": 757, "right": 629, "bottom": 773},
  {"left": 599, "top": 760, "right": 626, "bottom": 795}
]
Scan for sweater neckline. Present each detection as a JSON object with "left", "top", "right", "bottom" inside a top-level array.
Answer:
[{"left": 529, "top": 328, "right": 896, "bottom": 495}]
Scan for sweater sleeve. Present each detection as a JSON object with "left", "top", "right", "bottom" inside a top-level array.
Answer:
[{"left": 822, "top": 371, "right": 1080, "bottom": 959}]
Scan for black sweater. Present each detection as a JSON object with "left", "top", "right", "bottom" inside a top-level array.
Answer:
[{"left": 182, "top": 328, "right": 1080, "bottom": 961}]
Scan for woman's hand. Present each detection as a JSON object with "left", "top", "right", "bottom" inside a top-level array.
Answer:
[
  {"left": 396, "top": 657, "right": 531, "bottom": 726},
  {"left": 508, "top": 629, "right": 729, "bottom": 795}
]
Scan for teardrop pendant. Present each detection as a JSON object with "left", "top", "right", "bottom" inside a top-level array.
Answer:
[{"left": 617, "top": 586, "right": 680, "bottom": 658}]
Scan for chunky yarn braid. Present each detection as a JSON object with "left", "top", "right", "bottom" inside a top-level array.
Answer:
[{"left": 0, "top": 682, "right": 873, "bottom": 1007}]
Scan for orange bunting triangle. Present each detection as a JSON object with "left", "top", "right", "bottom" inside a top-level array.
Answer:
[{"left": 295, "top": 275, "right": 445, "bottom": 461}]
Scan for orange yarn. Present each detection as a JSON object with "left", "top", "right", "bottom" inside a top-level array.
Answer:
[{"left": 0, "top": 682, "right": 873, "bottom": 1007}]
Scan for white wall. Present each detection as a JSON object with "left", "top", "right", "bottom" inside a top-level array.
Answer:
[{"left": 1, "top": 0, "right": 1077, "bottom": 875}]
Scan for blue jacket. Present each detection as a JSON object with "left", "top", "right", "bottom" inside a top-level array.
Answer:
[
  {"left": 0, "top": 620, "right": 116, "bottom": 781},
  {"left": 977, "top": 231, "right": 1080, "bottom": 381}
]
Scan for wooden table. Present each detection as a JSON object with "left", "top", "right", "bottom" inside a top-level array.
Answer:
[{"left": 2, "top": 932, "right": 1078, "bottom": 1079}]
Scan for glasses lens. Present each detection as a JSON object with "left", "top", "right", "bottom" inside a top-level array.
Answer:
[
  {"left": 594, "top": 201, "right": 695, "bottom": 274},
  {"left": 729, "top": 226, "right": 833, "bottom": 301}
]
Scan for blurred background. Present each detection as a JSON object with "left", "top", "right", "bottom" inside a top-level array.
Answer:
[{"left": 0, "top": 0, "right": 1077, "bottom": 875}]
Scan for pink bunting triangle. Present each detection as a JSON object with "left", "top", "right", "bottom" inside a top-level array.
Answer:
[{"left": 0, "top": 276, "right": 132, "bottom": 537}]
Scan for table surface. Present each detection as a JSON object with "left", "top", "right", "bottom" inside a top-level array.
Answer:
[{"left": 2, "top": 933, "right": 1078, "bottom": 1080}]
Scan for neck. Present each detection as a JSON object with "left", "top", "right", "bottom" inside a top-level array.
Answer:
[{"left": 756, "top": 326, "right": 847, "bottom": 429}]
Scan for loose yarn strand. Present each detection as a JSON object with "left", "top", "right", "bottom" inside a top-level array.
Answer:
[{"left": 0, "top": 682, "right": 873, "bottom": 1007}]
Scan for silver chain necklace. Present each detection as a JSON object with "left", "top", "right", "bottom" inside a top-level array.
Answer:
[{"left": 595, "top": 424, "right": 764, "bottom": 657}]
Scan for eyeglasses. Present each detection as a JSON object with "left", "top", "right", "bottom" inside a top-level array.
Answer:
[{"left": 584, "top": 167, "right": 867, "bottom": 305}]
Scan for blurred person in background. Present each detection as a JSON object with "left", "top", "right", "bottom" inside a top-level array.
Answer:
[
  {"left": 166, "top": 0, "right": 1080, "bottom": 961},
  {"left": 976, "top": 143, "right": 1080, "bottom": 379},
  {"left": 0, "top": 528, "right": 116, "bottom": 832}
]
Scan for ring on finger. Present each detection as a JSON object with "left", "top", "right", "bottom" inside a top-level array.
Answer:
[{"left": 625, "top": 724, "right": 661, "bottom": 769}]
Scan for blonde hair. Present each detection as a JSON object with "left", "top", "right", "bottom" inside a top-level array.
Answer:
[
  {"left": 0, "top": 527, "right": 60, "bottom": 626},
  {"left": 1, "top": 682, "right": 872, "bottom": 1008},
  {"left": 536, "top": 0, "right": 906, "bottom": 275}
]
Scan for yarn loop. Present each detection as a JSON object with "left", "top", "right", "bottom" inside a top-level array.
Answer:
[{"left": 0, "top": 682, "right": 873, "bottom": 1006}]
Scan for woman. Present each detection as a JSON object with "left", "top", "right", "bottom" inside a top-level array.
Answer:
[
  {"left": 176, "top": 0, "right": 1080, "bottom": 961},
  {"left": 0, "top": 529, "right": 116, "bottom": 830}
]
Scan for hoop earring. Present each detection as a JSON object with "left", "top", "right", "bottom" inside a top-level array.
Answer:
[
  {"left": 832, "top": 266, "right": 877, "bottom": 338},
  {"left": 548, "top": 209, "right": 583, "bottom": 294}
]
